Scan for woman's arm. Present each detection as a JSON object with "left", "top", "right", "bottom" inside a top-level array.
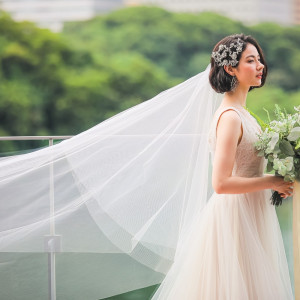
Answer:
[{"left": 212, "top": 110, "right": 293, "bottom": 196}]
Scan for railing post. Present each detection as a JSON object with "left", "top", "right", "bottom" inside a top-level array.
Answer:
[
  {"left": 48, "top": 137, "right": 56, "bottom": 300},
  {"left": 49, "top": 138, "right": 55, "bottom": 236}
]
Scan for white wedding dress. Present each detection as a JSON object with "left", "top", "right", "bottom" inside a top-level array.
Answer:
[{"left": 151, "top": 106, "right": 294, "bottom": 299}]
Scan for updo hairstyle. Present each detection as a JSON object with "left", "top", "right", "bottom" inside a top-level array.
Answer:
[{"left": 209, "top": 33, "right": 268, "bottom": 93}]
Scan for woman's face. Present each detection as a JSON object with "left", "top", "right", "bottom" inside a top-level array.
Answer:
[{"left": 234, "top": 43, "right": 264, "bottom": 89}]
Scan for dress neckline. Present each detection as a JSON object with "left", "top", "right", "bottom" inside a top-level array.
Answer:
[
  {"left": 218, "top": 105, "right": 246, "bottom": 111},
  {"left": 223, "top": 106, "right": 263, "bottom": 134},
  {"left": 216, "top": 105, "right": 247, "bottom": 116}
]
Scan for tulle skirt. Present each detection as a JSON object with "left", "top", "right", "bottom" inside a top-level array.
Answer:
[{"left": 151, "top": 189, "right": 294, "bottom": 300}]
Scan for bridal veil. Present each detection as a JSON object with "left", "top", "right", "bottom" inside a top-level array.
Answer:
[{"left": 0, "top": 64, "right": 224, "bottom": 299}]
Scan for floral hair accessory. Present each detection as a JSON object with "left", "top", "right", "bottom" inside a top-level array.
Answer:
[{"left": 211, "top": 38, "right": 244, "bottom": 67}]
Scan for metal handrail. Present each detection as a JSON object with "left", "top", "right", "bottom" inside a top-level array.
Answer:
[{"left": 0, "top": 136, "right": 73, "bottom": 141}]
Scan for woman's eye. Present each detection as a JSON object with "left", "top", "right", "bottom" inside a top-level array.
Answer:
[{"left": 248, "top": 60, "right": 254, "bottom": 63}]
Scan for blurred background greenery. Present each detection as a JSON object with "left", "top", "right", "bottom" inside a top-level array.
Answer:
[{"left": 0, "top": 6, "right": 299, "bottom": 152}]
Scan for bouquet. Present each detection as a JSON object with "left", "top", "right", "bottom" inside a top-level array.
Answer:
[{"left": 250, "top": 105, "right": 300, "bottom": 206}]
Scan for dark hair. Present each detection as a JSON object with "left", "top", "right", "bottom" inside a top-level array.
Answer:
[{"left": 209, "top": 33, "right": 268, "bottom": 93}]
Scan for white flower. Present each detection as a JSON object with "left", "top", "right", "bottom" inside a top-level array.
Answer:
[
  {"left": 273, "top": 157, "right": 293, "bottom": 177},
  {"left": 297, "top": 114, "right": 300, "bottom": 126},
  {"left": 270, "top": 120, "right": 286, "bottom": 134},
  {"left": 287, "top": 127, "right": 300, "bottom": 141},
  {"left": 294, "top": 106, "right": 300, "bottom": 112},
  {"left": 284, "top": 156, "right": 294, "bottom": 171},
  {"left": 266, "top": 132, "right": 279, "bottom": 153},
  {"left": 273, "top": 158, "right": 286, "bottom": 176}
]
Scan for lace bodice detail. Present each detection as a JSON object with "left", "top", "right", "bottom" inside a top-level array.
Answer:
[{"left": 208, "top": 106, "right": 266, "bottom": 177}]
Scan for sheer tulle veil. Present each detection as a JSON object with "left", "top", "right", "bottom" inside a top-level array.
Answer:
[{"left": 0, "top": 64, "right": 224, "bottom": 299}]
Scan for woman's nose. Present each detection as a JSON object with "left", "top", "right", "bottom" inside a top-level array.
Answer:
[{"left": 257, "top": 61, "right": 264, "bottom": 70}]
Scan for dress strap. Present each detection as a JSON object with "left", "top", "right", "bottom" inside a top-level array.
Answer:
[{"left": 215, "top": 106, "right": 243, "bottom": 122}]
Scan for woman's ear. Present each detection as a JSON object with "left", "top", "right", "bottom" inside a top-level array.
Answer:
[{"left": 224, "top": 65, "right": 235, "bottom": 77}]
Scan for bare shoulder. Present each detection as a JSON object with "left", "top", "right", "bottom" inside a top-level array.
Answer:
[{"left": 216, "top": 109, "right": 241, "bottom": 131}]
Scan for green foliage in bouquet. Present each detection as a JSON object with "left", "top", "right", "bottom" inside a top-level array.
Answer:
[
  {"left": 245, "top": 107, "right": 268, "bottom": 131},
  {"left": 253, "top": 105, "right": 300, "bottom": 205}
]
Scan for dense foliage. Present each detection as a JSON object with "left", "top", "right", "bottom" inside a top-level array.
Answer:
[
  {"left": 0, "top": 6, "right": 299, "bottom": 151},
  {"left": 63, "top": 6, "right": 300, "bottom": 90}
]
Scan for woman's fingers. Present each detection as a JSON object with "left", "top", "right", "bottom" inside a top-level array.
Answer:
[
  {"left": 287, "top": 184, "right": 294, "bottom": 195},
  {"left": 284, "top": 182, "right": 294, "bottom": 196},
  {"left": 280, "top": 187, "right": 294, "bottom": 198}
]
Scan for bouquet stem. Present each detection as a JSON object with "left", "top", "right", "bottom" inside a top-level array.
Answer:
[{"left": 271, "top": 190, "right": 283, "bottom": 206}]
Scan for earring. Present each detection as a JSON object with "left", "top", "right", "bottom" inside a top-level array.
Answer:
[{"left": 230, "top": 75, "right": 238, "bottom": 91}]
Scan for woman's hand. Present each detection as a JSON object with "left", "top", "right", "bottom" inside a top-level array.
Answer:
[{"left": 270, "top": 176, "right": 294, "bottom": 199}]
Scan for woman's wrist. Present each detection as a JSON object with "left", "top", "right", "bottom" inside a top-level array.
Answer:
[
  {"left": 263, "top": 174, "right": 274, "bottom": 189},
  {"left": 263, "top": 173, "right": 273, "bottom": 177}
]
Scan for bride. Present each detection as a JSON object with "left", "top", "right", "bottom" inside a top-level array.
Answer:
[
  {"left": 151, "top": 34, "right": 294, "bottom": 299},
  {"left": 0, "top": 33, "right": 295, "bottom": 299}
]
